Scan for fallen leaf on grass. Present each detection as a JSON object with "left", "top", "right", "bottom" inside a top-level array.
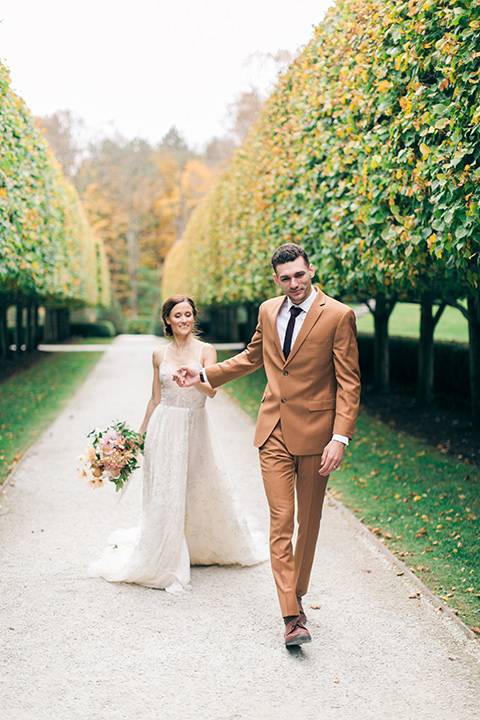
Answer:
[
  {"left": 417, "top": 566, "right": 431, "bottom": 572},
  {"left": 471, "top": 627, "right": 480, "bottom": 635},
  {"left": 408, "top": 592, "right": 421, "bottom": 599},
  {"left": 415, "top": 527, "right": 427, "bottom": 538}
]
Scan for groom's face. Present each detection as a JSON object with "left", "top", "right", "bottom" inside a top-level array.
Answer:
[{"left": 273, "top": 257, "right": 315, "bottom": 305}]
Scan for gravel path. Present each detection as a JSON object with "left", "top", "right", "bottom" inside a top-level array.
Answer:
[{"left": 1, "top": 335, "right": 479, "bottom": 720}]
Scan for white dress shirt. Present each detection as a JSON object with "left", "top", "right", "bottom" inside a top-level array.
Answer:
[
  {"left": 275, "top": 286, "right": 317, "bottom": 349},
  {"left": 201, "top": 287, "right": 349, "bottom": 446}
]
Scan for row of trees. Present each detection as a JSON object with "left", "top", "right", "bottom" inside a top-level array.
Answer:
[
  {"left": 0, "top": 62, "right": 110, "bottom": 356},
  {"left": 163, "top": 0, "right": 480, "bottom": 427}
]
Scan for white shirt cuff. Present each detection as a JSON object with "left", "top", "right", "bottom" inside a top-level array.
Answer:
[{"left": 332, "top": 433, "right": 349, "bottom": 446}]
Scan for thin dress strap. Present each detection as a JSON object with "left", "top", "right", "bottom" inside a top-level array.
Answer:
[{"left": 197, "top": 342, "right": 204, "bottom": 366}]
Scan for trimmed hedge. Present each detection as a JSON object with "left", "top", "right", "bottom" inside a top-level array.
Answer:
[
  {"left": 358, "top": 334, "right": 470, "bottom": 398},
  {"left": 0, "top": 61, "right": 110, "bottom": 307},
  {"left": 164, "top": 0, "right": 480, "bottom": 309},
  {"left": 70, "top": 321, "right": 116, "bottom": 338}
]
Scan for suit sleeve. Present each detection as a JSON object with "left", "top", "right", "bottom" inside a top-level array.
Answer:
[
  {"left": 332, "top": 308, "right": 361, "bottom": 439},
  {"left": 206, "top": 307, "right": 265, "bottom": 389}
]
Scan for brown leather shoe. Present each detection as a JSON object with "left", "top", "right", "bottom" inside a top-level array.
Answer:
[
  {"left": 297, "top": 596, "right": 307, "bottom": 624},
  {"left": 284, "top": 617, "right": 312, "bottom": 646}
]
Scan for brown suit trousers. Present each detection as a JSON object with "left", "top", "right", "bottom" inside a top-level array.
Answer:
[{"left": 206, "top": 289, "right": 361, "bottom": 616}]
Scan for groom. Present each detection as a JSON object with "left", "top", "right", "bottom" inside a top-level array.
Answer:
[{"left": 176, "top": 243, "right": 361, "bottom": 646}]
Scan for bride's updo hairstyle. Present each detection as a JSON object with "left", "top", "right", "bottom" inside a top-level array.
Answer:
[{"left": 161, "top": 295, "right": 197, "bottom": 337}]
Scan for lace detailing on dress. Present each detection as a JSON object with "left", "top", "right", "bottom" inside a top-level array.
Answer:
[
  {"left": 88, "top": 342, "right": 268, "bottom": 592},
  {"left": 159, "top": 359, "right": 206, "bottom": 409}
]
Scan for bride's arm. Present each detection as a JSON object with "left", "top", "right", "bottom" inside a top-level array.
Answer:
[
  {"left": 139, "top": 348, "right": 163, "bottom": 434},
  {"left": 195, "top": 343, "right": 217, "bottom": 399}
]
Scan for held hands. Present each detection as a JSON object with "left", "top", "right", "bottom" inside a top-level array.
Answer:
[
  {"left": 172, "top": 366, "right": 201, "bottom": 387},
  {"left": 319, "top": 439, "right": 345, "bottom": 477}
]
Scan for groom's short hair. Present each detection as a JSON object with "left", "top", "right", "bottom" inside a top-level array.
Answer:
[{"left": 271, "top": 243, "right": 309, "bottom": 272}]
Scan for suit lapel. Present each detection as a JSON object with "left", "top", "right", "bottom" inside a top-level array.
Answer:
[
  {"left": 285, "top": 288, "right": 326, "bottom": 365},
  {"left": 268, "top": 296, "right": 286, "bottom": 361}
]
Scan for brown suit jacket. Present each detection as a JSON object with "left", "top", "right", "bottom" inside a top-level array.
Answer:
[{"left": 206, "top": 288, "right": 361, "bottom": 455}]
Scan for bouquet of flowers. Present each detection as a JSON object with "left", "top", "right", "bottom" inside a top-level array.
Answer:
[{"left": 78, "top": 421, "right": 145, "bottom": 492}]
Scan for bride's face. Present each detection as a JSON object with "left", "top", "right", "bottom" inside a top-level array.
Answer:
[{"left": 168, "top": 301, "right": 195, "bottom": 338}]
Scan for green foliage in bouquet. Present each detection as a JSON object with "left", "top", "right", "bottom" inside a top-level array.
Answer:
[{"left": 78, "top": 421, "right": 145, "bottom": 492}]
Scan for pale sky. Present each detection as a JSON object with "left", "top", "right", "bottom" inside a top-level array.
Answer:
[{"left": 0, "top": 0, "right": 333, "bottom": 150}]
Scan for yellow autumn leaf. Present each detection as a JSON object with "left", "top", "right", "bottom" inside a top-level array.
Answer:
[
  {"left": 419, "top": 143, "right": 431, "bottom": 157},
  {"left": 377, "top": 79, "right": 392, "bottom": 93}
]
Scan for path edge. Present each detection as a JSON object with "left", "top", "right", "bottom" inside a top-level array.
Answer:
[{"left": 326, "top": 490, "right": 479, "bottom": 643}]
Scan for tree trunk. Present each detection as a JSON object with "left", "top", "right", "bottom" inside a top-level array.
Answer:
[
  {"left": 33, "top": 304, "right": 39, "bottom": 347},
  {"left": 25, "top": 300, "right": 34, "bottom": 352},
  {"left": 228, "top": 307, "right": 239, "bottom": 342},
  {"left": 417, "top": 295, "right": 445, "bottom": 408},
  {"left": 372, "top": 294, "right": 395, "bottom": 393},
  {"left": 0, "top": 304, "right": 9, "bottom": 359},
  {"left": 468, "top": 294, "right": 480, "bottom": 431},
  {"left": 44, "top": 308, "right": 58, "bottom": 343},
  {"left": 15, "top": 301, "right": 24, "bottom": 354},
  {"left": 58, "top": 308, "right": 70, "bottom": 341},
  {"left": 218, "top": 308, "right": 228, "bottom": 341},
  {"left": 246, "top": 302, "right": 259, "bottom": 343}
]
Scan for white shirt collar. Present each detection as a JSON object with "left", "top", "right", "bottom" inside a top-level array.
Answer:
[{"left": 285, "top": 286, "right": 316, "bottom": 314}]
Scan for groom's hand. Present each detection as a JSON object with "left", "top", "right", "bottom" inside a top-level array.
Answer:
[
  {"left": 319, "top": 439, "right": 345, "bottom": 476},
  {"left": 173, "top": 366, "right": 201, "bottom": 387}
]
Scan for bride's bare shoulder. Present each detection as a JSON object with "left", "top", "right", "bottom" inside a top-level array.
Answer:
[
  {"left": 152, "top": 345, "right": 167, "bottom": 365},
  {"left": 199, "top": 341, "right": 217, "bottom": 363}
]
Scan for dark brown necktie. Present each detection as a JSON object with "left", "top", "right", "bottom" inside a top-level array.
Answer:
[{"left": 283, "top": 306, "right": 303, "bottom": 359}]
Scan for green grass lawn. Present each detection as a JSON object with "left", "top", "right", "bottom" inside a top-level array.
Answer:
[
  {"left": 0, "top": 351, "right": 103, "bottom": 486},
  {"left": 217, "top": 350, "right": 480, "bottom": 630},
  {"left": 355, "top": 302, "right": 469, "bottom": 343}
]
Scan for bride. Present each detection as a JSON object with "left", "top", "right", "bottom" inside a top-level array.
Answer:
[{"left": 88, "top": 294, "right": 267, "bottom": 593}]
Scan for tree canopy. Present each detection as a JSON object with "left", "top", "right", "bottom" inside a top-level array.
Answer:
[{"left": 163, "top": 0, "right": 479, "bottom": 308}]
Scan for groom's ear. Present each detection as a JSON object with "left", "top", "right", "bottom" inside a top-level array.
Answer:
[{"left": 273, "top": 273, "right": 281, "bottom": 287}]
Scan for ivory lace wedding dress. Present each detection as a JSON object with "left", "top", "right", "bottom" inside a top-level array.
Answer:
[{"left": 88, "top": 345, "right": 267, "bottom": 593}]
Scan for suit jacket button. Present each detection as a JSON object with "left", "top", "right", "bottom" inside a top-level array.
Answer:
[{"left": 281, "top": 398, "right": 287, "bottom": 403}]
